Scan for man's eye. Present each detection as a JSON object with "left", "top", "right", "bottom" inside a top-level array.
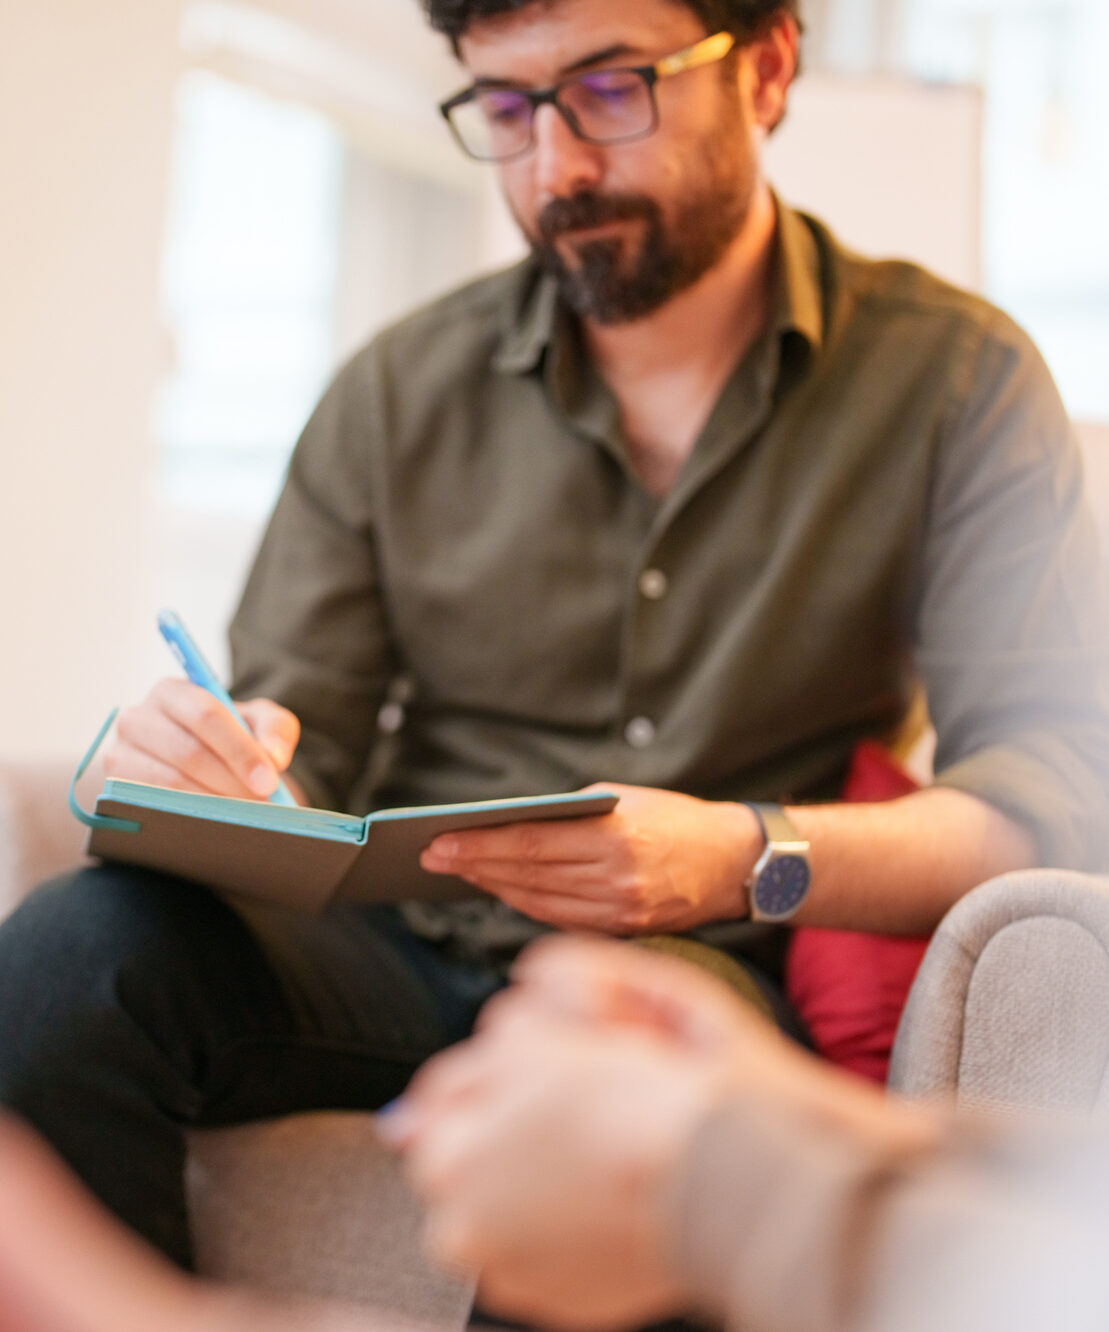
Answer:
[
  {"left": 577, "top": 74, "right": 640, "bottom": 105},
  {"left": 480, "top": 94, "right": 529, "bottom": 125}
]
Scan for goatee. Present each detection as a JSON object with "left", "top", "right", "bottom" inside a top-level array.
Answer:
[{"left": 531, "top": 180, "right": 747, "bottom": 325}]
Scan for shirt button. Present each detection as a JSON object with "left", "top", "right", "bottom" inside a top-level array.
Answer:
[
  {"left": 377, "top": 701, "right": 406, "bottom": 734},
  {"left": 638, "top": 568, "right": 669, "bottom": 601},
  {"left": 624, "top": 716, "right": 656, "bottom": 749},
  {"left": 389, "top": 675, "right": 416, "bottom": 706}
]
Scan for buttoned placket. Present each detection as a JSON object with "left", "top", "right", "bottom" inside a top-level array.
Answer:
[
  {"left": 542, "top": 330, "right": 790, "bottom": 777},
  {"left": 491, "top": 204, "right": 821, "bottom": 785}
]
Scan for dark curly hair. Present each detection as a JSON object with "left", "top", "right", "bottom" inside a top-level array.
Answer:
[{"left": 421, "top": 0, "right": 802, "bottom": 47}]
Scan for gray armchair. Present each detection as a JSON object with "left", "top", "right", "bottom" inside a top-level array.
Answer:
[
  {"left": 3, "top": 757, "right": 1107, "bottom": 1319},
  {"left": 889, "top": 867, "right": 1109, "bottom": 1114}
]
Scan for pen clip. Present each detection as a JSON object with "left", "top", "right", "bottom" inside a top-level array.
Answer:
[{"left": 68, "top": 709, "right": 143, "bottom": 835}]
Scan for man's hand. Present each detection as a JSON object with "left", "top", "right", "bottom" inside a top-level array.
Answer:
[
  {"left": 103, "top": 678, "right": 302, "bottom": 802},
  {"left": 386, "top": 937, "right": 934, "bottom": 1331},
  {"left": 419, "top": 783, "right": 760, "bottom": 934}
]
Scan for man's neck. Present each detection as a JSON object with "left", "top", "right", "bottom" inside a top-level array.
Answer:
[{"left": 582, "top": 181, "right": 778, "bottom": 497}]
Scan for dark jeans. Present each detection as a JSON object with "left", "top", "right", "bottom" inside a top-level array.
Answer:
[{"left": 0, "top": 863, "right": 504, "bottom": 1269}]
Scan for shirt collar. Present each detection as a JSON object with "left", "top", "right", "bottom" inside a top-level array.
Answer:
[
  {"left": 491, "top": 197, "right": 826, "bottom": 377},
  {"left": 772, "top": 198, "right": 825, "bottom": 355},
  {"left": 491, "top": 262, "right": 560, "bottom": 375}
]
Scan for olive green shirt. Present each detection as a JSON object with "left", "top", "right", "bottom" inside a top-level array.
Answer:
[{"left": 229, "top": 203, "right": 1109, "bottom": 951}]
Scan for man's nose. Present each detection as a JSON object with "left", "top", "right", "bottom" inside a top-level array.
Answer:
[{"left": 531, "top": 102, "right": 604, "bottom": 199}]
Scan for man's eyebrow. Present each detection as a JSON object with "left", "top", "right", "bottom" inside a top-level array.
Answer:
[
  {"left": 562, "top": 43, "right": 642, "bottom": 75},
  {"left": 470, "top": 43, "right": 644, "bottom": 90}
]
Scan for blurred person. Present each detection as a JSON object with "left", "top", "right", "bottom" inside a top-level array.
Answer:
[
  {"left": 1, "top": 954, "right": 1105, "bottom": 1332},
  {"left": 391, "top": 935, "right": 1109, "bottom": 1332},
  {"left": 1, "top": 0, "right": 1106, "bottom": 1271},
  {"left": 0, "top": 1112, "right": 392, "bottom": 1332}
]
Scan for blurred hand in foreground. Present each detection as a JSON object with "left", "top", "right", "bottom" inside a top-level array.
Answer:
[
  {"left": 386, "top": 935, "right": 933, "bottom": 1330},
  {"left": 0, "top": 1111, "right": 410, "bottom": 1332}
]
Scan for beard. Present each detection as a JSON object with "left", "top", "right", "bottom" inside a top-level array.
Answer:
[{"left": 525, "top": 121, "right": 756, "bottom": 325}]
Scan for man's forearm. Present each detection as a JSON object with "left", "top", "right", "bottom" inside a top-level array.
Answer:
[
  {"left": 671, "top": 1094, "right": 1109, "bottom": 1332},
  {"left": 668, "top": 1093, "right": 943, "bottom": 1332},
  {"left": 420, "top": 782, "right": 1037, "bottom": 938},
  {"left": 782, "top": 787, "right": 1037, "bottom": 934}
]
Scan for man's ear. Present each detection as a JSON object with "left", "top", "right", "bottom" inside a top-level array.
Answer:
[{"left": 743, "top": 16, "right": 799, "bottom": 136}]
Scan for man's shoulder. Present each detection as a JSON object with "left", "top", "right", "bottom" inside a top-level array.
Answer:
[
  {"left": 806, "top": 212, "right": 1032, "bottom": 359},
  {"left": 344, "top": 258, "right": 538, "bottom": 384}
]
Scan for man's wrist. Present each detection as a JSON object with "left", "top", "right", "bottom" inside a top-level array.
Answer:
[{"left": 717, "top": 802, "right": 767, "bottom": 920}]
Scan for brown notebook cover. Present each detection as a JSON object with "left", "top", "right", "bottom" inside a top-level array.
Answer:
[{"left": 85, "top": 783, "right": 618, "bottom": 913}]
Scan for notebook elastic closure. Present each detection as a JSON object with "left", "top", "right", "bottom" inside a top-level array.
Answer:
[{"left": 68, "top": 709, "right": 143, "bottom": 835}]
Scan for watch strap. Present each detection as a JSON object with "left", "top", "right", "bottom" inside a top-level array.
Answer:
[{"left": 746, "top": 802, "right": 804, "bottom": 847}]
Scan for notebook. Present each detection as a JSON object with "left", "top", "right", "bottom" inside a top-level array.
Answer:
[{"left": 71, "top": 713, "right": 617, "bottom": 912}]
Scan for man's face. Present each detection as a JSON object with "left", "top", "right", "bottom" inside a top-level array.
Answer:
[{"left": 458, "top": 0, "right": 761, "bottom": 325}]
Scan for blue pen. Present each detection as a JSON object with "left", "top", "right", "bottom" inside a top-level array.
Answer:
[{"left": 156, "top": 609, "right": 298, "bottom": 807}]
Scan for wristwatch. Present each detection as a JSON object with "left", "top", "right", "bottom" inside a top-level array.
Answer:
[{"left": 744, "top": 803, "right": 812, "bottom": 922}]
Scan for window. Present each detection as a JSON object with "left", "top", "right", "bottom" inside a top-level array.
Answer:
[
  {"left": 805, "top": 0, "right": 1108, "bottom": 420},
  {"left": 157, "top": 72, "right": 344, "bottom": 515},
  {"left": 156, "top": 68, "right": 488, "bottom": 518},
  {"left": 903, "top": 0, "right": 1108, "bottom": 419}
]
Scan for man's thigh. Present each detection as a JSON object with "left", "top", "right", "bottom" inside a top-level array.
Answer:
[
  {"left": 205, "top": 894, "right": 507, "bottom": 1123},
  {"left": 0, "top": 865, "right": 502, "bottom": 1264},
  {"left": 0, "top": 864, "right": 504, "bottom": 1125}
]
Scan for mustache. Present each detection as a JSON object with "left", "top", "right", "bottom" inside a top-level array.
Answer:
[{"left": 537, "top": 192, "right": 661, "bottom": 244}]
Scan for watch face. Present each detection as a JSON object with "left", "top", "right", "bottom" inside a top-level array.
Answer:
[{"left": 754, "top": 854, "right": 811, "bottom": 919}]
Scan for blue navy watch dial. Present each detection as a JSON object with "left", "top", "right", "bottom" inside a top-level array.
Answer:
[
  {"left": 752, "top": 853, "right": 810, "bottom": 918},
  {"left": 745, "top": 803, "right": 812, "bottom": 922}
]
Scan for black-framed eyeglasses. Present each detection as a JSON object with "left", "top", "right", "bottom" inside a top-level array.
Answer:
[{"left": 439, "top": 30, "right": 736, "bottom": 163}]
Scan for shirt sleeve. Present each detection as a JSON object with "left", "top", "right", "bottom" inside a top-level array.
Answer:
[
  {"left": 228, "top": 346, "right": 398, "bottom": 814},
  {"left": 666, "top": 1099, "right": 1109, "bottom": 1332},
  {"left": 913, "top": 311, "right": 1109, "bottom": 868}
]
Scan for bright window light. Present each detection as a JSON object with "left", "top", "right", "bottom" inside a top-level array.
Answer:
[
  {"left": 156, "top": 71, "right": 344, "bottom": 516},
  {"left": 902, "top": 0, "right": 1109, "bottom": 420}
]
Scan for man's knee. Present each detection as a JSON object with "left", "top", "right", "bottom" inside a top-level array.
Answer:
[
  {"left": 2, "top": 862, "right": 260, "bottom": 988},
  {"left": 0, "top": 864, "right": 289, "bottom": 1091}
]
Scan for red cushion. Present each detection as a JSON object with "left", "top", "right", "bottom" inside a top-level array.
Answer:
[{"left": 784, "top": 741, "right": 930, "bottom": 1083}]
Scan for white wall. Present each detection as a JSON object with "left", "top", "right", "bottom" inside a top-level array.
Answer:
[
  {"left": 0, "top": 0, "right": 183, "bottom": 760},
  {"left": 0, "top": 0, "right": 486, "bottom": 764},
  {"left": 765, "top": 74, "right": 982, "bottom": 291}
]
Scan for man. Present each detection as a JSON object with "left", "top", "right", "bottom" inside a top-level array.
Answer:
[
  {"left": 0, "top": 0, "right": 1104, "bottom": 1268},
  {"left": 391, "top": 934, "right": 1109, "bottom": 1332}
]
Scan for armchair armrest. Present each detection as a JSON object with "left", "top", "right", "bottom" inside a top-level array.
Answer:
[{"left": 888, "top": 869, "right": 1109, "bottom": 1114}]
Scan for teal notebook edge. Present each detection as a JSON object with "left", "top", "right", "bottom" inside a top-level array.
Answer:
[
  {"left": 97, "top": 779, "right": 368, "bottom": 844},
  {"left": 71, "top": 708, "right": 619, "bottom": 849},
  {"left": 368, "top": 791, "right": 618, "bottom": 823},
  {"left": 92, "top": 781, "right": 617, "bottom": 846}
]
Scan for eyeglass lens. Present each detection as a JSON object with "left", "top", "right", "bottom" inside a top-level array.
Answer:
[{"left": 450, "top": 68, "right": 656, "bottom": 160}]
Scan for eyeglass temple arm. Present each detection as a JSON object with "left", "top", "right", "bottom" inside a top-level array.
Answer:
[{"left": 654, "top": 31, "right": 736, "bottom": 78}]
